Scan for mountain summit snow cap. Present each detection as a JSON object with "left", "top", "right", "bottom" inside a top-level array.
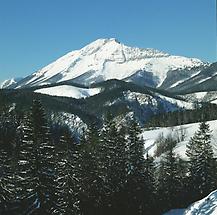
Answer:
[{"left": 6, "top": 38, "right": 205, "bottom": 89}]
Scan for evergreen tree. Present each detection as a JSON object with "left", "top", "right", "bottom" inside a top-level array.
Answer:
[
  {"left": 143, "top": 153, "right": 156, "bottom": 214},
  {"left": 17, "top": 100, "right": 55, "bottom": 214},
  {"left": 0, "top": 106, "right": 22, "bottom": 214},
  {"left": 98, "top": 118, "right": 128, "bottom": 215},
  {"left": 53, "top": 129, "right": 80, "bottom": 215},
  {"left": 111, "top": 126, "right": 128, "bottom": 215},
  {"left": 186, "top": 121, "right": 217, "bottom": 201},
  {"left": 125, "top": 120, "right": 146, "bottom": 215},
  {"left": 157, "top": 145, "right": 183, "bottom": 213},
  {"left": 79, "top": 125, "right": 103, "bottom": 215},
  {"left": 0, "top": 149, "right": 14, "bottom": 214}
]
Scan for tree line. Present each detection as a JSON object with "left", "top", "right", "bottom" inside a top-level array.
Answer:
[
  {"left": 0, "top": 100, "right": 216, "bottom": 215},
  {"left": 146, "top": 103, "right": 217, "bottom": 128}
]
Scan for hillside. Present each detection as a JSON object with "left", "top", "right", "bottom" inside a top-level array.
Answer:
[
  {"left": 164, "top": 190, "right": 217, "bottom": 215},
  {"left": 142, "top": 119, "right": 217, "bottom": 159}
]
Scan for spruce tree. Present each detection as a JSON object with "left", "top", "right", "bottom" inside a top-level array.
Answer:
[
  {"left": 157, "top": 145, "right": 183, "bottom": 213},
  {"left": 53, "top": 129, "right": 80, "bottom": 215},
  {"left": 79, "top": 125, "right": 103, "bottom": 215},
  {"left": 143, "top": 153, "right": 156, "bottom": 214},
  {"left": 126, "top": 120, "right": 146, "bottom": 215},
  {"left": 0, "top": 149, "right": 14, "bottom": 214},
  {"left": 17, "top": 100, "right": 55, "bottom": 214},
  {"left": 186, "top": 121, "right": 217, "bottom": 201},
  {"left": 99, "top": 118, "right": 128, "bottom": 215},
  {"left": 112, "top": 126, "right": 128, "bottom": 215},
  {"left": 0, "top": 107, "right": 23, "bottom": 214}
]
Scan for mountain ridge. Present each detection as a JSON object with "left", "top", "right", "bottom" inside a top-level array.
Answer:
[{"left": 3, "top": 38, "right": 207, "bottom": 89}]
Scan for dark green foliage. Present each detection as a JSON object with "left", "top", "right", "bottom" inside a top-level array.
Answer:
[
  {"left": 143, "top": 153, "right": 156, "bottom": 214},
  {"left": 157, "top": 146, "right": 185, "bottom": 213},
  {"left": 0, "top": 99, "right": 217, "bottom": 215},
  {"left": 79, "top": 125, "right": 104, "bottom": 215},
  {"left": 53, "top": 129, "right": 80, "bottom": 215},
  {"left": 16, "top": 100, "right": 55, "bottom": 214},
  {"left": 125, "top": 121, "right": 146, "bottom": 215},
  {"left": 186, "top": 121, "right": 217, "bottom": 202},
  {"left": 0, "top": 149, "right": 15, "bottom": 213},
  {"left": 98, "top": 117, "right": 128, "bottom": 215},
  {"left": 146, "top": 103, "right": 217, "bottom": 127}
]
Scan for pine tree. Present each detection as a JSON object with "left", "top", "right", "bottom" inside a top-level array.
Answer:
[
  {"left": 0, "top": 106, "right": 23, "bottom": 214},
  {"left": 52, "top": 129, "right": 80, "bottom": 215},
  {"left": 79, "top": 125, "right": 103, "bottom": 215},
  {"left": 0, "top": 149, "right": 15, "bottom": 214},
  {"left": 186, "top": 121, "right": 217, "bottom": 201},
  {"left": 112, "top": 126, "right": 128, "bottom": 215},
  {"left": 98, "top": 117, "right": 116, "bottom": 213},
  {"left": 17, "top": 117, "right": 38, "bottom": 209},
  {"left": 143, "top": 153, "right": 156, "bottom": 214},
  {"left": 17, "top": 100, "right": 55, "bottom": 214},
  {"left": 125, "top": 120, "right": 146, "bottom": 215},
  {"left": 98, "top": 118, "right": 128, "bottom": 215},
  {"left": 157, "top": 145, "right": 183, "bottom": 213}
]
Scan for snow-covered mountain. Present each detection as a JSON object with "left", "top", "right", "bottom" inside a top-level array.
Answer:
[
  {"left": 0, "top": 77, "right": 22, "bottom": 89},
  {"left": 169, "top": 62, "right": 217, "bottom": 94},
  {"left": 7, "top": 38, "right": 206, "bottom": 89}
]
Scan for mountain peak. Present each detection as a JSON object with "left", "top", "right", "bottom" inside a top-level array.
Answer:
[
  {"left": 79, "top": 38, "right": 122, "bottom": 55},
  {"left": 91, "top": 38, "right": 120, "bottom": 45},
  {"left": 0, "top": 77, "right": 22, "bottom": 89},
  {"left": 79, "top": 38, "right": 169, "bottom": 60},
  {"left": 7, "top": 39, "right": 206, "bottom": 89}
]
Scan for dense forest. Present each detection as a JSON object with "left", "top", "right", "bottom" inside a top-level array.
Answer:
[
  {"left": 146, "top": 103, "right": 217, "bottom": 127},
  {"left": 0, "top": 100, "right": 217, "bottom": 215}
]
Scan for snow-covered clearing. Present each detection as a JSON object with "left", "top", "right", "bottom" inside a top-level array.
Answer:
[
  {"left": 35, "top": 85, "right": 101, "bottom": 99},
  {"left": 142, "top": 120, "right": 217, "bottom": 159}
]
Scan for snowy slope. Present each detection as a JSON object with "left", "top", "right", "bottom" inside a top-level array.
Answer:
[
  {"left": 164, "top": 190, "right": 217, "bottom": 215},
  {"left": 0, "top": 77, "right": 22, "bottom": 89},
  {"left": 142, "top": 120, "right": 217, "bottom": 158},
  {"left": 184, "top": 190, "right": 217, "bottom": 215},
  {"left": 11, "top": 38, "right": 205, "bottom": 89},
  {"left": 168, "top": 63, "right": 217, "bottom": 94},
  {"left": 124, "top": 91, "right": 193, "bottom": 110},
  {"left": 211, "top": 99, "right": 217, "bottom": 104},
  {"left": 179, "top": 91, "right": 217, "bottom": 103},
  {"left": 35, "top": 85, "right": 101, "bottom": 99},
  {"left": 180, "top": 92, "right": 208, "bottom": 102},
  {"left": 155, "top": 93, "right": 193, "bottom": 110}
]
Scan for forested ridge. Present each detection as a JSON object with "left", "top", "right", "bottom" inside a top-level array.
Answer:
[{"left": 0, "top": 100, "right": 217, "bottom": 215}]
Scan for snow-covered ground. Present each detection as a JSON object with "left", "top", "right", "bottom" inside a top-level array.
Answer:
[
  {"left": 180, "top": 91, "right": 217, "bottom": 103},
  {"left": 123, "top": 91, "right": 193, "bottom": 111},
  {"left": 156, "top": 93, "right": 193, "bottom": 110},
  {"left": 164, "top": 189, "right": 217, "bottom": 215},
  {"left": 185, "top": 92, "right": 207, "bottom": 101},
  {"left": 185, "top": 190, "right": 217, "bottom": 215},
  {"left": 35, "top": 85, "right": 101, "bottom": 99},
  {"left": 50, "top": 112, "right": 86, "bottom": 135},
  {"left": 211, "top": 99, "right": 217, "bottom": 104},
  {"left": 142, "top": 120, "right": 217, "bottom": 159}
]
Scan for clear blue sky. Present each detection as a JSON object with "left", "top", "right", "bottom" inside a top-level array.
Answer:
[{"left": 0, "top": 0, "right": 216, "bottom": 82}]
